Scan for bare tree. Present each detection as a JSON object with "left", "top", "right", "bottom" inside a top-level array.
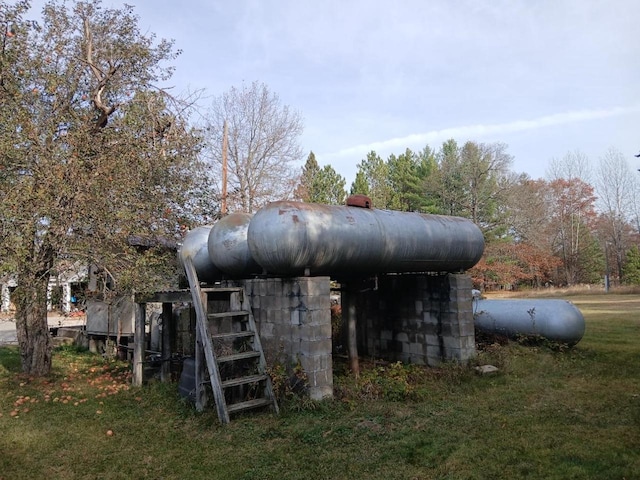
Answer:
[
  {"left": 547, "top": 150, "right": 592, "bottom": 183},
  {"left": 595, "top": 147, "right": 636, "bottom": 282},
  {"left": 204, "top": 81, "right": 304, "bottom": 213}
]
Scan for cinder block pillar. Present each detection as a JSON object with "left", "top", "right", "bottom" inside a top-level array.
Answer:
[
  {"left": 431, "top": 273, "right": 475, "bottom": 365},
  {"left": 355, "top": 273, "right": 476, "bottom": 367},
  {"left": 237, "top": 276, "right": 333, "bottom": 400}
]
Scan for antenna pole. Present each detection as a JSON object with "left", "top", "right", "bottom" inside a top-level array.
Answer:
[{"left": 221, "top": 120, "right": 228, "bottom": 216}]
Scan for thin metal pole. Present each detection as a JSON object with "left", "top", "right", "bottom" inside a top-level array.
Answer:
[{"left": 221, "top": 120, "right": 228, "bottom": 216}]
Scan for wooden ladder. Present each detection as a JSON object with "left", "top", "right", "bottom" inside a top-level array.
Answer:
[{"left": 182, "top": 256, "right": 279, "bottom": 424}]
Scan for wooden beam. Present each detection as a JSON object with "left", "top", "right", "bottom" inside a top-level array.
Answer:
[
  {"left": 161, "top": 302, "right": 172, "bottom": 383},
  {"left": 344, "top": 286, "right": 360, "bottom": 378},
  {"left": 133, "top": 302, "right": 145, "bottom": 387},
  {"left": 134, "top": 290, "right": 193, "bottom": 304}
]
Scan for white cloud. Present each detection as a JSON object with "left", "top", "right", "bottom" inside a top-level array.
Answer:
[{"left": 323, "top": 105, "right": 640, "bottom": 160}]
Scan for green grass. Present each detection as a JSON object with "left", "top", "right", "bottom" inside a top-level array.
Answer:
[{"left": 1, "top": 294, "right": 639, "bottom": 479}]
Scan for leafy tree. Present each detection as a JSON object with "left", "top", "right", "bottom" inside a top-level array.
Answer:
[
  {"left": 572, "top": 228, "right": 606, "bottom": 285},
  {"left": 295, "top": 151, "right": 346, "bottom": 205},
  {"left": 204, "top": 81, "right": 304, "bottom": 213},
  {"left": 622, "top": 245, "right": 640, "bottom": 285},
  {"left": 428, "top": 138, "right": 461, "bottom": 216},
  {"left": 0, "top": 0, "right": 203, "bottom": 375},
  {"left": 545, "top": 178, "right": 598, "bottom": 285},
  {"left": 350, "top": 151, "right": 391, "bottom": 208},
  {"left": 350, "top": 171, "right": 370, "bottom": 198},
  {"left": 460, "top": 142, "right": 513, "bottom": 235},
  {"left": 504, "top": 176, "right": 550, "bottom": 246},
  {"left": 430, "top": 140, "right": 514, "bottom": 237},
  {"left": 469, "top": 241, "right": 561, "bottom": 290},
  {"left": 295, "top": 151, "right": 321, "bottom": 201},
  {"left": 387, "top": 147, "right": 437, "bottom": 212}
]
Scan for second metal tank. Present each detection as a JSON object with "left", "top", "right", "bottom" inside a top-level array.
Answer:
[
  {"left": 247, "top": 201, "right": 485, "bottom": 277},
  {"left": 208, "top": 212, "right": 261, "bottom": 278},
  {"left": 474, "top": 298, "right": 586, "bottom": 345}
]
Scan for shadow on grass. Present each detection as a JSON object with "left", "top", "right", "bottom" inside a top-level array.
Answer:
[{"left": 0, "top": 346, "right": 21, "bottom": 373}]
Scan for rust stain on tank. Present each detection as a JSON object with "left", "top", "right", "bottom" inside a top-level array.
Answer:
[
  {"left": 225, "top": 214, "right": 249, "bottom": 227},
  {"left": 291, "top": 214, "right": 299, "bottom": 223}
]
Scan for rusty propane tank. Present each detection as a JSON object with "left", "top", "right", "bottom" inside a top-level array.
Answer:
[
  {"left": 246, "top": 201, "right": 485, "bottom": 277},
  {"left": 208, "top": 212, "right": 262, "bottom": 277}
]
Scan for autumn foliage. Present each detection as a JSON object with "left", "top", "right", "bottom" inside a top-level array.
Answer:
[{"left": 470, "top": 241, "right": 562, "bottom": 290}]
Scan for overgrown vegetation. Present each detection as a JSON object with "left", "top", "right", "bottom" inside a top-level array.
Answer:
[
  {"left": 0, "top": 0, "right": 207, "bottom": 375},
  {"left": 1, "top": 294, "right": 638, "bottom": 479}
]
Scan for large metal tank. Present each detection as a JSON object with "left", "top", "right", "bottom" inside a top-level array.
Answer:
[
  {"left": 208, "top": 213, "right": 262, "bottom": 277},
  {"left": 474, "top": 298, "right": 586, "bottom": 345},
  {"left": 247, "top": 201, "right": 485, "bottom": 276},
  {"left": 177, "top": 226, "right": 221, "bottom": 282}
]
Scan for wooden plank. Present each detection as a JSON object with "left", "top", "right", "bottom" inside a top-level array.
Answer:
[
  {"left": 217, "top": 351, "right": 261, "bottom": 363},
  {"left": 134, "top": 290, "right": 193, "bottom": 304},
  {"left": 207, "top": 310, "right": 250, "bottom": 319},
  {"left": 201, "top": 287, "right": 243, "bottom": 294},
  {"left": 221, "top": 373, "right": 268, "bottom": 389},
  {"left": 210, "top": 331, "right": 254, "bottom": 341},
  {"left": 132, "top": 302, "right": 145, "bottom": 387},
  {"left": 226, "top": 397, "right": 272, "bottom": 414}
]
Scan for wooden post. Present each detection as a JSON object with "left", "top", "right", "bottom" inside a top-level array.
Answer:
[
  {"left": 133, "top": 302, "right": 146, "bottom": 386},
  {"left": 221, "top": 120, "right": 228, "bottom": 216},
  {"left": 161, "top": 302, "right": 172, "bottom": 383},
  {"left": 344, "top": 285, "right": 360, "bottom": 377}
]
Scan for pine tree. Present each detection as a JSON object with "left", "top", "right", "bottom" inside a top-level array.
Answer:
[{"left": 622, "top": 245, "right": 640, "bottom": 285}]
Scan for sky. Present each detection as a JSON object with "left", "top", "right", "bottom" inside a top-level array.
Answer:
[{"left": 28, "top": 0, "right": 640, "bottom": 186}]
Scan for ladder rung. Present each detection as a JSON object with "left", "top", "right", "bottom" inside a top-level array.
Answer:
[
  {"left": 226, "top": 397, "right": 273, "bottom": 414},
  {"left": 221, "top": 374, "right": 268, "bottom": 389},
  {"left": 211, "top": 331, "right": 255, "bottom": 341},
  {"left": 208, "top": 311, "right": 250, "bottom": 320},
  {"left": 217, "top": 351, "right": 261, "bottom": 363}
]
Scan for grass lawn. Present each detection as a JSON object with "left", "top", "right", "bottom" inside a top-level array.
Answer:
[{"left": 1, "top": 294, "right": 638, "bottom": 479}]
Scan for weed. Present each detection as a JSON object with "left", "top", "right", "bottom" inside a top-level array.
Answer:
[{"left": 267, "top": 357, "right": 321, "bottom": 411}]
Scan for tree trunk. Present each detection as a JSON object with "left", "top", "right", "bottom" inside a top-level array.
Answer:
[
  {"left": 14, "top": 269, "right": 53, "bottom": 376},
  {"left": 15, "top": 275, "right": 51, "bottom": 376}
]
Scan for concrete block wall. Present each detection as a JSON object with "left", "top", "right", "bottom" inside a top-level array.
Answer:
[
  {"left": 352, "top": 273, "right": 475, "bottom": 367},
  {"left": 230, "top": 276, "right": 333, "bottom": 400}
]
